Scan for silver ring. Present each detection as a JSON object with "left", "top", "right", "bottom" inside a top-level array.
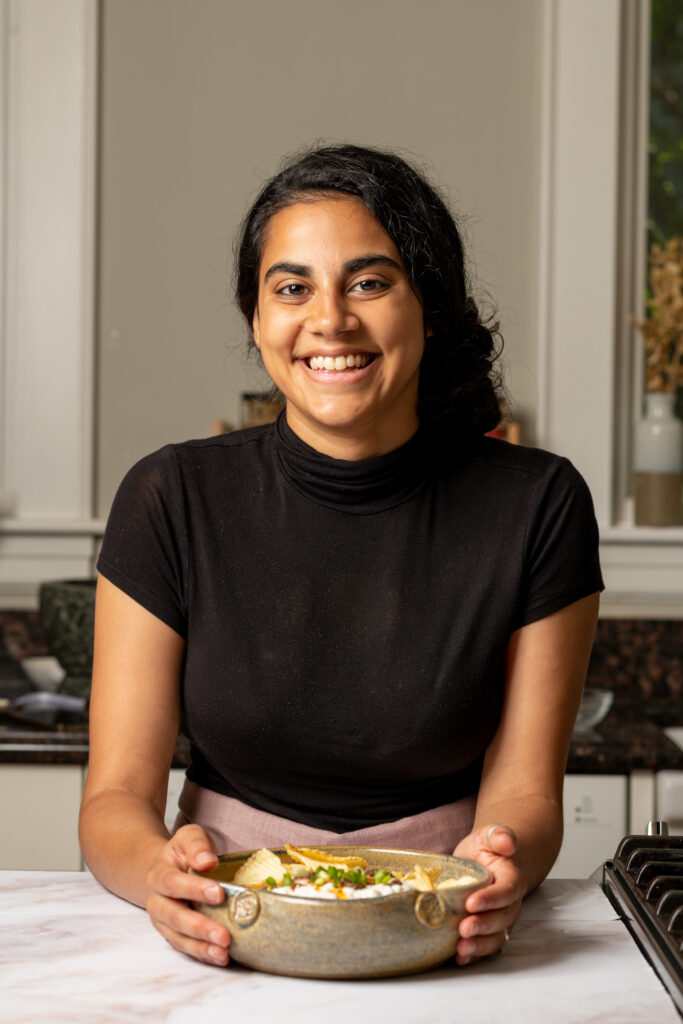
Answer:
[{"left": 486, "top": 823, "right": 512, "bottom": 847}]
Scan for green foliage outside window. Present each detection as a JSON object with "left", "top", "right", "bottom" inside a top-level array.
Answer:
[
  {"left": 648, "top": 0, "right": 683, "bottom": 248},
  {"left": 646, "top": 1, "right": 683, "bottom": 411}
]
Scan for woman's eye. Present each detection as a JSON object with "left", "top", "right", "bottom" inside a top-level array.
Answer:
[
  {"left": 352, "top": 279, "right": 387, "bottom": 293},
  {"left": 277, "top": 283, "right": 307, "bottom": 297}
]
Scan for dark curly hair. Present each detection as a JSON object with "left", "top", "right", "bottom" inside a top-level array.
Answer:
[{"left": 235, "top": 144, "right": 502, "bottom": 436}]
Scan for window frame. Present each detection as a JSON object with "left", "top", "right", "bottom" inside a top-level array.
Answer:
[{"left": 537, "top": 0, "right": 683, "bottom": 610}]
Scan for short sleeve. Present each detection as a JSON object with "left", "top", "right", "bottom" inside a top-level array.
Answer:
[
  {"left": 517, "top": 457, "right": 604, "bottom": 628},
  {"left": 97, "top": 446, "right": 188, "bottom": 637}
]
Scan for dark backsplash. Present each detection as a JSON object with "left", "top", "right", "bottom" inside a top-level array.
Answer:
[
  {"left": 1, "top": 610, "right": 681, "bottom": 708},
  {"left": 586, "top": 619, "right": 682, "bottom": 705},
  {"left": 0, "top": 611, "right": 49, "bottom": 676}
]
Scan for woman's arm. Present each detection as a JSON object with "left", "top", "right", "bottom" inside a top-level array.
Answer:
[
  {"left": 453, "top": 591, "right": 600, "bottom": 965},
  {"left": 79, "top": 576, "right": 230, "bottom": 965}
]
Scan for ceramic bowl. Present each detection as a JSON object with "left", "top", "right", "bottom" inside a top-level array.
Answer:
[
  {"left": 192, "top": 845, "right": 491, "bottom": 979},
  {"left": 19, "top": 656, "right": 66, "bottom": 692},
  {"left": 573, "top": 687, "right": 614, "bottom": 737}
]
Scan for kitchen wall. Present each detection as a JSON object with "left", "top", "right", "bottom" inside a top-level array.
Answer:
[
  {"left": 7, "top": 1, "right": 675, "bottom": 606},
  {"left": 96, "top": 0, "right": 544, "bottom": 514}
]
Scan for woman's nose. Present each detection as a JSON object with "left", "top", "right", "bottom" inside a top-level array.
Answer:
[{"left": 305, "top": 290, "right": 359, "bottom": 336}]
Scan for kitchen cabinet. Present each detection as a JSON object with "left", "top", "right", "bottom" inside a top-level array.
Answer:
[
  {"left": 0, "top": 760, "right": 667, "bottom": 876},
  {"left": 0, "top": 764, "right": 185, "bottom": 871},
  {"left": 165, "top": 768, "right": 186, "bottom": 831},
  {"left": 0, "top": 764, "right": 85, "bottom": 870},
  {"left": 548, "top": 774, "right": 628, "bottom": 879}
]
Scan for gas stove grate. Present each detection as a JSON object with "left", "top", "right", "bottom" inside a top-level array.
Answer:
[{"left": 603, "top": 835, "right": 683, "bottom": 1017}]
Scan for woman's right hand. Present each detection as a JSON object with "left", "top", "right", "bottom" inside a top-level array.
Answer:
[{"left": 145, "top": 824, "right": 231, "bottom": 966}]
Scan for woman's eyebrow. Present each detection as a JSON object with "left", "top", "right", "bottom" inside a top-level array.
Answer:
[
  {"left": 264, "top": 261, "right": 309, "bottom": 282},
  {"left": 343, "top": 254, "right": 402, "bottom": 275},
  {"left": 264, "top": 254, "right": 402, "bottom": 283}
]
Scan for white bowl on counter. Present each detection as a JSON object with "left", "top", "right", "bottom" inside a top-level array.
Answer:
[{"left": 19, "top": 656, "right": 66, "bottom": 692}]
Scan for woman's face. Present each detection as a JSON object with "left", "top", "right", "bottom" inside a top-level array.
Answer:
[{"left": 252, "top": 195, "right": 426, "bottom": 459}]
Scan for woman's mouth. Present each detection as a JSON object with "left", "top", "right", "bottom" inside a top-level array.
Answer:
[{"left": 305, "top": 353, "right": 375, "bottom": 372}]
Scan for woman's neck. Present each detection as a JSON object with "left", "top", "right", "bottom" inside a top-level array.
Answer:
[{"left": 284, "top": 406, "right": 420, "bottom": 462}]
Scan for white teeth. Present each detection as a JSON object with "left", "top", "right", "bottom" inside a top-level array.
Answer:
[{"left": 307, "top": 354, "right": 372, "bottom": 372}]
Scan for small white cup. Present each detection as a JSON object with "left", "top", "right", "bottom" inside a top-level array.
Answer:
[{"left": 20, "top": 656, "right": 66, "bottom": 692}]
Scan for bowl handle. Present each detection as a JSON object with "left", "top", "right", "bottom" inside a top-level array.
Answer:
[
  {"left": 229, "top": 890, "right": 261, "bottom": 929},
  {"left": 414, "top": 891, "right": 447, "bottom": 929}
]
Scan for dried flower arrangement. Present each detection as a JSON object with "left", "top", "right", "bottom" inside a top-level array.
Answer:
[{"left": 632, "top": 236, "right": 683, "bottom": 392}]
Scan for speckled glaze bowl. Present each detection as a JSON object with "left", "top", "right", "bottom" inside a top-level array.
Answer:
[{"left": 192, "top": 845, "right": 491, "bottom": 979}]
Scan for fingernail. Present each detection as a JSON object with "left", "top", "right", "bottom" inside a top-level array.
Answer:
[
  {"left": 203, "top": 884, "right": 222, "bottom": 903},
  {"left": 210, "top": 929, "right": 226, "bottom": 946},
  {"left": 209, "top": 945, "right": 227, "bottom": 964},
  {"left": 196, "top": 851, "right": 215, "bottom": 866}
]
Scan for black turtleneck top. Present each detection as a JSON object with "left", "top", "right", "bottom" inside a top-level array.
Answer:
[{"left": 97, "top": 415, "right": 603, "bottom": 832}]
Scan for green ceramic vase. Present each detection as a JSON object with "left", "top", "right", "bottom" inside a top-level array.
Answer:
[{"left": 39, "top": 579, "right": 97, "bottom": 701}]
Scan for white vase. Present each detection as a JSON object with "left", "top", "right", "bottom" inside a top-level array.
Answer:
[{"left": 633, "top": 391, "right": 683, "bottom": 526}]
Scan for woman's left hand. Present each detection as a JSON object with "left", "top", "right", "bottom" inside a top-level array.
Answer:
[{"left": 452, "top": 823, "right": 526, "bottom": 966}]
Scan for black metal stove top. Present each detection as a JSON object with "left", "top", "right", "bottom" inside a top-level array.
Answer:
[{"left": 603, "top": 834, "right": 683, "bottom": 1017}]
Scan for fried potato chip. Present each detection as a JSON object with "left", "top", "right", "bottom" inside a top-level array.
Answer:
[
  {"left": 437, "top": 875, "right": 475, "bottom": 889},
  {"left": 284, "top": 845, "right": 367, "bottom": 871},
  {"left": 404, "top": 864, "right": 437, "bottom": 891},
  {"left": 233, "top": 848, "right": 285, "bottom": 887}
]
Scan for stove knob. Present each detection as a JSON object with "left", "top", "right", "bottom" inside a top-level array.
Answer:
[{"left": 646, "top": 820, "right": 670, "bottom": 836}]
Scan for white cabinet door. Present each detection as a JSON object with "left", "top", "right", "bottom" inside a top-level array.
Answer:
[
  {"left": 0, "top": 764, "right": 84, "bottom": 870},
  {"left": 548, "top": 774, "right": 627, "bottom": 879},
  {"left": 0, "top": 764, "right": 185, "bottom": 872},
  {"left": 165, "top": 769, "right": 186, "bottom": 833}
]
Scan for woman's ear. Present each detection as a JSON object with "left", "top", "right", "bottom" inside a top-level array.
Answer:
[{"left": 252, "top": 308, "right": 260, "bottom": 348}]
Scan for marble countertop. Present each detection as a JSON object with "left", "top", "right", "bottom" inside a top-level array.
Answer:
[{"left": 0, "top": 872, "right": 679, "bottom": 1023}]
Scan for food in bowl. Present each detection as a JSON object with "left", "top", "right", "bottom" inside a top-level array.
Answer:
[
  {"left": 232, "top": 845, "right": 475, "bottom": 901},
  {"left": 192, "top": 844, "right": 491, "bottom": 979}
]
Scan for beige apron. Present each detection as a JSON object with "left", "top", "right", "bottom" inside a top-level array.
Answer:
[{"left": 173, "top": 778, "right": 476, "bottom": 855}]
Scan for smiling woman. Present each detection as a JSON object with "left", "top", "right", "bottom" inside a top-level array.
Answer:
[
  {"left": 80, "top": 143, "right": 604, "bottom": 974},
  {"left": 236, "top": 146, "right": 502, "bottom": 447},
  {"left": 251, "top": 196, "right": 426, "bottom": 459}
]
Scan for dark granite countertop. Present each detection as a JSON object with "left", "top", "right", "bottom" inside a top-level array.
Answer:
[
  {"left": 567, "top": 719, "right": 683, "bottom": 773},
  {"left": 1, "top": 609, "right": 681, "bottom": 774},
  {"left": 1, "top": 711, "right": 681, "bottom": 773},
  {"left": 0, "top": 705, "right": 191, "bottom": 767},
  {"left": 0, "top": 724, "right": 191, "bottom": 768},
  {"left": 0, "top": 726, "right": 90, "bottom": 764}
]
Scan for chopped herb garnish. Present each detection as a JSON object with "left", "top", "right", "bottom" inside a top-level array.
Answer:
[
  {"left": 344, "top": 867, "right": 367, "bottom": 886},
  {"left": 282, "top": 873, "right": 293, "bottom": 887},
  {"left": 373, "top": 869, "right": 392, "bottom": 885},
  {"left": 265, "top": 877, "right": 276, "bottom": 889}
]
